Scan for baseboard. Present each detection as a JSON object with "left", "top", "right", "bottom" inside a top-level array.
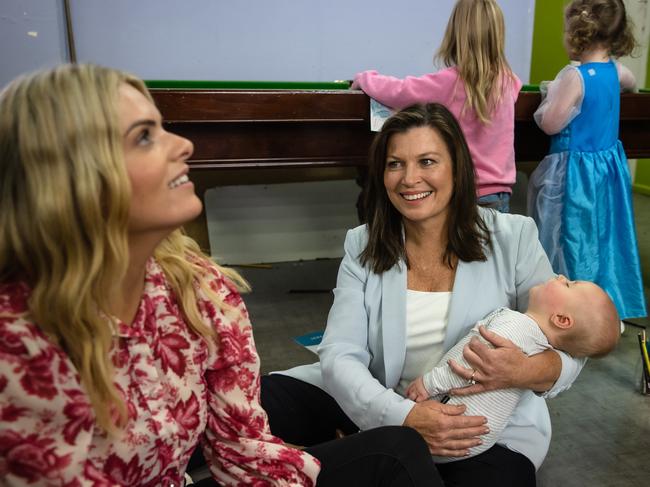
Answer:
[{"left": 633, "top": 183, "right": 650, "bottom": 196}]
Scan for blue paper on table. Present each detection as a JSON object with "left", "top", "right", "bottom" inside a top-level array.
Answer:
[
  {"left": 370, "top": 99, "right": 394, "bottom": 132},
  {"left": 293, "top": 331, "right": 324, "bottom": 354}
]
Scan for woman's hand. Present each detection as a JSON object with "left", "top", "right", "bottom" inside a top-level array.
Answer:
[
  {"left": 448, "top": 325, "right": 562, "bottom": 395},
  {"left": 402, "top": 400, "right": 488, "bottom": 456},
  {"left": 447, "top": 325, "right": 528, "bottom": 396}
]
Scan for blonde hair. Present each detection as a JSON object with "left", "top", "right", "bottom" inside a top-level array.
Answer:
[
  {"left": 556, "top": 285, "right": 620, "bottom": 358},
  {"left": 564, "top": 0, "right": 637, "bottom": 59},
  {"left": 0, "top": 64, "right": 248, "bottom": 433},
  {"left": 436, "top": 0, "right": 516, "bottom": 124}
]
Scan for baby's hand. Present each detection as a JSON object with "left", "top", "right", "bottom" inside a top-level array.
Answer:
[{"left": 406, "top": 377, "right": 430, "bottom": 402}]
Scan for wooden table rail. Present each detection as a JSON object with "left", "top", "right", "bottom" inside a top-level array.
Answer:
[{"left": 150, "top": 88, "right": 650, "bottom": 249}]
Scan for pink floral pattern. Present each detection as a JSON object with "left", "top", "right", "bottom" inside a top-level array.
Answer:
[{"left": 0, "top": 260, "right": 319, "bottom": 486}]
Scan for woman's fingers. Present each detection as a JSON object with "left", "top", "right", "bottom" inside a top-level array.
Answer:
[
  {"left": 405, "top": 400, "right": 484, "bottom": 428},
  {"left": 449, "top": 329, "right": 527, "bottom": 393},
  {"left": 447, "top": 358, "right": 474, "bottom": 379},
  {"left": 477, "top": 325, "right": 515, "bottom": 348},
  {"left": 427, "top": 443, "right": 477, "bottom": 457},
  {"left": 435, "top": 422, "right": 490, "bottom": 441},
  {"left": 448, "top": 382, "right": 486, "bottom": 396},
  {"left": 465, "top": 327, "right": 519, "bottom": 368},
  {"left": 464, "top": 337, "right": 491, "bottom": 367},
  {"left": 421, "top": 422, "right": 490, "bottom": 456},
  {"left": 445, "top": 359, "right": 488, "bottom": 395}
]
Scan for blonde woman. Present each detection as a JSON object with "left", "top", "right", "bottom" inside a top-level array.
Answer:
[
  {"left": 0, "top": 64, "right": 442, "bottom": 486},
  {"left": 352, "top": 0, "right": 520, "bottom": 212}
]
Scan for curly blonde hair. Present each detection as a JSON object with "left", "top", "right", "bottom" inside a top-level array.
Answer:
[
  {"left": 436, "top": 0, "right": 517, "bottom": 124},
  {"left": 564, "top": 0, "right": 637, "bottom": 58},
  {"left": 0, "top": 64, "right": 248, "bottom": 433}
]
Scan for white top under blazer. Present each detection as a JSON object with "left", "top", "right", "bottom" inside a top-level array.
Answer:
[{"left": 395, "top": 290, "right": 451, "bottom": 396}]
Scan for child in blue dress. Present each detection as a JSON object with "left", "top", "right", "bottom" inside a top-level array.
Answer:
[{"left": 528, "top": 0, "right": 646, "bottom": 320}]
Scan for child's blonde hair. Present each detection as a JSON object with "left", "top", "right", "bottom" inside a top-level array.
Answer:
[
  {"left": 564, "top": 0, "right": 637, "bottom": 59},
  {"left": 0, "top": 64, "right": 249, "bottom": 433},
  {"left": 436, "top": 0, "right": 516, "bottom": 124}
]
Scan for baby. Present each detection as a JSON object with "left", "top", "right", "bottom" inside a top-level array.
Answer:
[{"left": 406, "top": 274, "right": 620, "bottom": 462}]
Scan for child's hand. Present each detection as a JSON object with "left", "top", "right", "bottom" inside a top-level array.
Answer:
[{"left": 406, "top": 377, "right": 430, "bottom": 402}]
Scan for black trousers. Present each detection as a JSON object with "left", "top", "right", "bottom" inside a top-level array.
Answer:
[
  {"left": 260, "top": 374, "right": 359, "bottom": 446},
  {"left": 261, "top": 374, "right": 536, "bottom": 487},
  {"left": 306, "top": 426, "right": 443, "bottom": 486},
  {"left": 191, "top": 426, "right": 442, "bottom": 487}
]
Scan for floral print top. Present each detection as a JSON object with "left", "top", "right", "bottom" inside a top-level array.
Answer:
[{"left": 0, "top": 259, "right": 320, "bottom": 486}]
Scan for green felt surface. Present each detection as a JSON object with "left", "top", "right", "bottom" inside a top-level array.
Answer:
[
  {"left": 146, "top": 79, "right": 548, "bottom": 93},
  {"left": 144, "top": 80, "right": 351, "bottom": 90}
]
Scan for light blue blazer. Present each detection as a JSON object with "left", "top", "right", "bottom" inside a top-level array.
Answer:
[{"left": 280, "top": 209, "right": 585, "bottom": 469}]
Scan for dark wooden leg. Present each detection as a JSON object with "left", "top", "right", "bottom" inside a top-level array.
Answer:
[{"left": 355, "top": 166, "right": 368, "bottom": 224}]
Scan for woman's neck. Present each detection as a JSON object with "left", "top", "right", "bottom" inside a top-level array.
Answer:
[
  {"left": 403, "top": 217, "right": 448, "bottom": 250},
  {"left": 403, "top": 217, "right": 455, "bottom": 269},
  {"left": 112, "top": 235, "right": 160, "bottom": 325},
  {"left": 403, "top": 218, "right": 457, "bottom": 292},
  {"left": 579, "top": 44, "right": 610, "bottom": 64}
]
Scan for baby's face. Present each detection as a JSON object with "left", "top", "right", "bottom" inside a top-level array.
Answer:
[{"left": 529, "top": 275, "right": 600, "bottom": 314}]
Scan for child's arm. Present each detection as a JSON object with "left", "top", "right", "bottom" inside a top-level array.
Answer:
[
  {"left": 534, "top": 66, "right": 583, "bottom": 135},
  {"left": 616, "top": 62, "right": 637, "bottom": 92},
  {"left": 352, "top": 69, "right": 454, "bottom": 109},
  {"left": 421, "top": 329, "right": 479, "bottom": 396}
]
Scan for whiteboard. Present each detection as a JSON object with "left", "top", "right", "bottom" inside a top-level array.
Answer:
[
  {"left": 0, "top": 0, "right": 68, "bottom": 88},
  {"left": 69, "top": 0, "right": 535, "bottom": 83}
]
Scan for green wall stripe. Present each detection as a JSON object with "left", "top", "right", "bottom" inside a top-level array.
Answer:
[{"left": 530, "top": 0, "right": 568, "bottom": 84}]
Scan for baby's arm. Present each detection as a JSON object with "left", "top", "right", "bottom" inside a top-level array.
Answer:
[
  {"left": 421, "top": 329, "right": 478, "bottom": 397},
  {"left": 617, "top": 62, "right": 637, "bottom": 92},
  {"left": 405, "top": 376, "right": 431, "bottom": 402}
]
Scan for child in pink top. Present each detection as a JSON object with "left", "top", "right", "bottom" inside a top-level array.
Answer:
[{"left": 353, "top": 0, "right": 521, "bottom": 212}]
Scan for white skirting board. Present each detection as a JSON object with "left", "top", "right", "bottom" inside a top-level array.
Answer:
[{"left": 205, "top": 180, "right": 360, "bottom": 265}]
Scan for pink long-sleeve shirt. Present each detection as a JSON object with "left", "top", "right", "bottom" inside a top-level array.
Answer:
[{"left": 353, "top": 67, "right": 522, "bottom": 196}]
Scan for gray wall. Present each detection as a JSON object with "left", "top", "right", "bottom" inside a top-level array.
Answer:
[
  {"left": 0, "top": 0, "right": 537, "bottom": 263},
  {"left": 0, "top": 0, "right": 68, "bottom": 87},
  {"left": 2, "top": 1, "right": 536, "bottom": 87}
]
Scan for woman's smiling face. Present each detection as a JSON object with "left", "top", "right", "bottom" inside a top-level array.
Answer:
[
  {"left": 383, "top": 126, "right": 454, "bottom": 227},
  {"left": 118, "top": 83, "right": 202, "bottom": 240}
]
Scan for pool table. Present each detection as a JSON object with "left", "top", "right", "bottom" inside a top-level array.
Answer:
[{"left": 146, "top": 80, "right": 650, "bottom": 250}]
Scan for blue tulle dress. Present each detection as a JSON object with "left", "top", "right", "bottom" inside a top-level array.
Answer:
[{"left": 528, "top": 60, "right": 647, "bottom": 319}]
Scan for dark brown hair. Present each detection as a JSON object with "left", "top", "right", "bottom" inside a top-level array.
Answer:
[
  {"left": 360, "top": 103, "right": 490, "bottom": 274},
  {"left": 564, "top": 0, "right": 637, "bottom": 58}
]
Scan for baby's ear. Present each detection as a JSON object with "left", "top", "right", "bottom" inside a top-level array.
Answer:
[{"left": 551, "top": 313, "right": 574, "bottom": 329}]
